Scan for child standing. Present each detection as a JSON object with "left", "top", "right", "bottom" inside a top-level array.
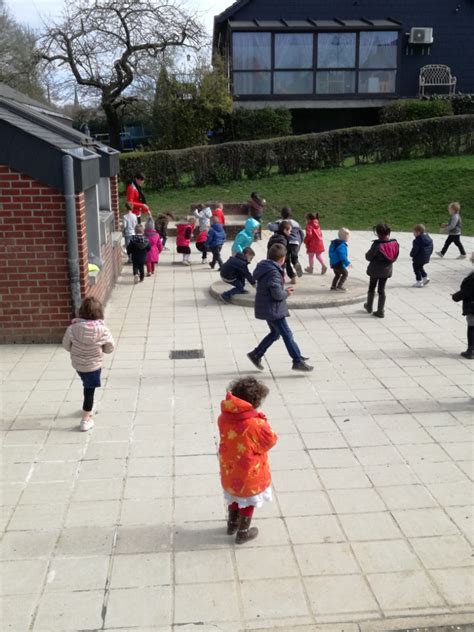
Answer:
[
  {"left": 127, "top": 224, "right": 150, "bottom": 283},
  {"left": 304, "top": 213, "right": 327, "bottom": 275},
  {"left": 218, "top": 377, "right": 278, "bottom": 544},
  {"left": 220, "top": 247, "right": 256, "bottom": 303},
  {"left": 437, "top": 202, "right": 467, "bottom": 259},
  {"left": 247, "top": 243, "right": 313, "bottom": 372},
  {"left": 122, "top": 201, "right": 138, "bottom": 264},
  {"left": 232, "top": 218, "right": 260, "bottom": 255},
  {"left": 329, "top": 228, "right": 351, "bottom": 291},
  {"left": 364, "top": 223, "right": 399, "bottom": 318},
  {"left": 268, "top": 207, "right": 304, "bottom": 278},
  {"left": 195, "top": 228, "right": 209, "bottom": 263},
  {"left": 248, "top": 192, "right": 266, "bottom": 240},
  {"left": 62, "top": 297, "right": 114, "bottom": 431},
  {"left": 206, "top": 216, "right": 226, "bottom": 270},
  {"left": 144, "top": 219, "right": 163, "bottom": 276},
  {"left": 267, "top": 221, "right": 297, "bottom": 284},
  {"left": 211, "top": 202, "right": 226, "bottom": 225},
  {"left": 126, "top": 172, "right": 149, "bottom": 223},
  {"left": 410, "top": 224, "right": 433, "bottom": 287},
  {"left": 176, "top": 217, "right": 196, "bottom": 265},
  {"left": 452, "top": 253, "right": 474, "bottom": 359},
  {"left": 194, "top": 203, "right": 212, "bottom": 233},
  {"left": 155, "top": 212, "right": 174, "bottom": 250}
]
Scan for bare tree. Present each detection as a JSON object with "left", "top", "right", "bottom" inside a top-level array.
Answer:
[{"left": 39, "top": 0, "right": 203, "bottom": 148}]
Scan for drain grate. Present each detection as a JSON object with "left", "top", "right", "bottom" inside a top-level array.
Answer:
[{"left": 169, "top": 349, "right": 205, "bottom": 360}]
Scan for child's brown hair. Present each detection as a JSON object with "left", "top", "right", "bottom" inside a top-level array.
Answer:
[
  {"left": 229, "top": 376, "right": 269, "bottom": 408},
  {"left": 414, "top": 223, "right": 425, "bottom": 234},
  {"left": 125, "top": 201, "right": 133, "bottom": 212},
  {"left": 79, "top": 297, "right": 104, "bottom": 320}
]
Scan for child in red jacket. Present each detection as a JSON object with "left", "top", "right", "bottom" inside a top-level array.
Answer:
[
  {"left": 211, "top": 202, "right": 226, "bottom": 225},
  {"left": 176, "top": 217, "right": 196, "bottom": 266},
  {"left": 304, "top": 213, "right": 327, "bottom": 275},
  {"left": 218, "top": 377, "right": 278, "bottom": 544}
]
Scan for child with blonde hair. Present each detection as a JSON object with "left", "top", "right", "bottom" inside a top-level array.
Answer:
[
  {"left": 437, "top": 202, "right": 467, "bottom": 259},
  {"left": 329, "top": 228, "right": 351, "bottom": 291}
]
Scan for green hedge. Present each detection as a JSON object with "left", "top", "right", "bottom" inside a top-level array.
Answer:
[
  {"left": 380, "top": 99, "right": 453, "bottom": 123},
  {"left": 120, "top": 115, "right": 474, "bottom": 190},
  {"left": 428, "top": 93, "right": 474, "bottom": 115},
  {"left": 222, "top": 107, "right": 292, "bottom": 142}
]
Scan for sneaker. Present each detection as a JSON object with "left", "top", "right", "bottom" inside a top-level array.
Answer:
[
  {"left": 133, "top": 274, "right": 139, "bottom": 284},
  {"left": 201, "top": 259, "right": 207, "bottom": 264},
  {"left": 422, "top": 277, "right": 430, "bottom": 286},
  {"left": 457, "top": 255, "right": 467, "bottom": 259},
  {"left": 79, "top": 417, "right": 94, "bottom": 432},
  {"left": 290, "top": 277, "right": 297, "bottom": 285},
  {"left": 413, "top": 280, "right": 424, "bottom": 288},
  {"left": 295, "top": 262, "right": 303, "bottom": 277},
  {"left": 436, "top": 251, "right": 444, "bottom": 258},
  {"left": 373, "top": 311, "right": 385, "bottom": 318},
  {"left": 220, "top": 294, "right": 232, "bottom": 304},
  {"left": 305, "top": 266, "right": 314, "bottom": 274},
  {"left": 146, "top": 273, "right": 151, "bottom": 277},
  {"left": 247, "top": 351, "right": 264, "bottom": 371},
  {"left": 209, "top": 263, "right": 215, "bottom": 270},
  {"left": 330, "top": 286, "right": 337, "bottom": 291},
  {"left": 183, "top": 260, "right": 191, "bottom": 266},
  {"left": 460, "top": 350, "right": 474, "bottom": 359},
  {"left": 336, "top": 286, "right": 346, "bottom": 292},
  {"left": 321, "top": 264, "right": 328, "bottom": 275},
  {"left": 301, "top": 356, "right": 310, "bottom": 361},
  {"left": 292, "top": 360, "right": 314, "bottom": 372}
]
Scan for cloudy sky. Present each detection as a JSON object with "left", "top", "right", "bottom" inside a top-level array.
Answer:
[{"left": 8, "top": 0, "right": 231, "bottom": 35}]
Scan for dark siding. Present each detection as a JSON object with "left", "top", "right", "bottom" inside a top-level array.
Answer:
[{"left": 225, "top": 0, "right": 474, "bottom": 95}]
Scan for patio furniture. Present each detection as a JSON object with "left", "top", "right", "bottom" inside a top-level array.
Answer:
[{"left": 419, "top": 64, "right": 457, "bottom": 96}]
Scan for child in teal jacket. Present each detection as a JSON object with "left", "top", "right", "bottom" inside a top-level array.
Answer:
[{"left": 232, "top": 218, "right": 260, "bottom": 254}]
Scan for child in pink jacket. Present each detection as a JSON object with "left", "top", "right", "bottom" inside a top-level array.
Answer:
[
  {"left": 62, "top": 297, "right": 115, "bottom": 431},
  {"left": 144, "top": 220, "right": 163, "bottom": 276}
]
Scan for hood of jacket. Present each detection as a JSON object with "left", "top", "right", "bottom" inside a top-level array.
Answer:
[
  {"left": 330, "top": 238, "right": 345, "bottom": 251},
  {"left": 377, "top": 239, "right": 399, "bottom": 262},
  {"left": 144, "top": 228, "right": 158, "bottom": 238},
  {"left": 130, "top": 235, "right": 149, "bottom": 250},
  {"left": 243, "top": 217, "right": 260, "bottom": 236},
  {"left": 220, "top": 391, "right": 258, "bottom": 422},
  {"left": 253, "top": 258, "right": 283, "bottom": 282}
]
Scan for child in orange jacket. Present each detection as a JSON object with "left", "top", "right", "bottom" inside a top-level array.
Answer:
[{"left": 217, "top": 377, "right": 278, "bottom": 544}]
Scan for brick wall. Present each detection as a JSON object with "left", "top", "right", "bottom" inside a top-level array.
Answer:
[
  {"left": 0, "top": 165, "right": 122, "bottom": 344},
  {"left": 110, "top": 175, "right": 120, "bottom": 228}
]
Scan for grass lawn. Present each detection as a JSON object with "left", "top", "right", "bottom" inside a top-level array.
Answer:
[{"left": 128, "top": 155, "right": 474, "bottom": 234}]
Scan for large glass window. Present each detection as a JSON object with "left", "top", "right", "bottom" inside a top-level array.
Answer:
[
  {"left": 359, "top": 31, "right": 398, "bottom": 69},
  {"left": 275, "top": 33, "right": 313, "bottom": 69},
  {"left": 232, "top": 32, "right": 271, "bottom": 70},
  {"left": 274, "top": 71, "right": 313, "bottom": 94},
  {"left": 316, "top": 71, "right": 356, "bottom": 94},
  {"left": 359, "top": 70, "right": 396, "bottom": 93},
  {"left": 233, "top": 72, "right": 271, "bottom": 95},
  {"left": 318, "top": 33, "right": 356, "bottom": 68}
]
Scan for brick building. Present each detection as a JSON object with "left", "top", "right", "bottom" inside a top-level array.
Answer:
[
  {"left": 0, "top": 87, "right": 122, "bottom": 343},
  {"left": 213, "top": 0, "right": 474, "bottom": 131}
]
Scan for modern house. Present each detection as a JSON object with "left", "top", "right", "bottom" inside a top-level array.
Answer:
[
  {"left": 0, "top": 84, "right": 122, "bottom": 343},
  {"left": 213, "top": 0, "right": 474, "bottom": 130}
]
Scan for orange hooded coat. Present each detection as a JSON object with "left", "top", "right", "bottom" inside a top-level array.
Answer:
[{"left": 218, "top": 392, "right": 278, "bottom": 498}]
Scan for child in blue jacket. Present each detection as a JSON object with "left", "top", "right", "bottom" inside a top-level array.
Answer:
[
  {"left": 329, "top": 228, "right": 351, "bottom": 291},
  {"left": 206, "top": 216, "right": 226, "bottom": 270},
  {"left": 410, "top": 223, "right": 433, "bottom": 287}
]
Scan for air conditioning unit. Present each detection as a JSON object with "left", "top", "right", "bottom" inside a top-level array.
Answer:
[{"left": 409, "top": 27, "right": 434, "bottom": 44}]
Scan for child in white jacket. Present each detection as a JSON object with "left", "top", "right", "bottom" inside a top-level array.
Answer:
[{"left": 62, "top": 297, "right": 115, "bottom": 431}]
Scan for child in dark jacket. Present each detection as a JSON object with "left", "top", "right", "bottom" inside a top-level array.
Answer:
[
  {"left": 452, "top": 253, "right": 474, "bottom": 359},
  {"left": 410, "top": 224, "right": 433, "bottom": 287},
  {"left": 329, "top": 228, "right": 351, "bottom": 291},
  {"left": 268, "top": 207, "right": 305, "bottom": 278},
  {"left": 126, "top": 224, "right": 151, "bottom": 283},
  {"left": 247, "top": 243, "right": 313, "bottom": 372},
  {"left": 267, "top": 221, "right": 298, "bottom": 284},
  {"left": 364, "top": 223, "right": 400, "bottom": 318},
  {"left": 206, "top": 216, "right": 226, "bottom": 270},
  {"left": 220, "top": 247, "right": 255, "bottom": 303},
  {"left": 155, "top": 212, "right": 174, "bottom": 250}
]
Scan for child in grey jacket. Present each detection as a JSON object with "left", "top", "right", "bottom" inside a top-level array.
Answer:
[{"left": 437, "top": 202, "right": 466, "bottom": 259}]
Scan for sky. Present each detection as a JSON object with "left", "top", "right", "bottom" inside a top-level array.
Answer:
[{"left": 9, "top": 0, "right": 231, "bottom": 36}]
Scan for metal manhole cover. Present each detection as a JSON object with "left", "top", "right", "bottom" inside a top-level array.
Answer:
[{"left": 169, "top": 349, "right": 204, "bottom": 360}]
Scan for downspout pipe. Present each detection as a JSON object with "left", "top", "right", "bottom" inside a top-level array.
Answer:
[{"left": 62, "top": 154, "right": 82, "bottom": 316}]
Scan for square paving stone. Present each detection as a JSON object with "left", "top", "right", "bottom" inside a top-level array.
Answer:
[
  {"left": 271, "top": 469, "right": 322, "bottom": 492},
  {"left": 174, "top": 581, "right": 240, "bottom": 624},
  {"left": 115, "top": 525, "right": 172, "bottom": 554},
  {"left": 295, "top": 543, "right": 359, "bottom": 576},
  {"left": 174, "top": 496, "right": 224, "bottom": 522},
  {"left": 110, "top": 553, "right": 171, "bottom": 588},
  {"left": 278, "top": 491, "right": 332, "bottom": 516},
  {"left": 175, "top": 549, "right": 234, "bottom": 584},
  {"left": 430, "top": 567, "right": 474, "bottom": 606},
  {"left": 65, "top": 500, "right": 120, "bottom": 527},
  {"left": 1, "top": 593, "right": 37, "bottom": 630},
  {"left": 124, "top": 476, "right": 173, "bottom": 499},
  {"left": 410, "top": 535, "right": 474, "bottom": 569},
  {"left": 55, "top": 527, "right": 115, "bottom": 557},
  {"left": 304, "top": 574, "right": 378, "bottom": 615},
  {"left": 0, "top": 559, "right": 48, "bottom": 595},
  {"left": 8, "top": 503, "right": 65, "bottom": 531},
  {"left": 34, "top": 590, "right": 104, "bottom": 630},
  {"left": 240, "top": 577, "right": 309, "bottom": 620},
  {"left": 338, "top": 512, "right": 402, "bottom": 541},
  {"left": 318, "top": 466, "right": 372, "bottom": 490},
  {"left": 120, "top": 499, "right": 172, "bottom": 525},
  {"left": 327, "top": 488, "right": 386, "bottom": 514},
  {"left": 392, "top": 508, "right": 460, "bottom": 538},
  {"left": 77, "top": 459, "right": 126, "bottom": 480},
  {"left": 45, "top": 556, "right": 109, "bottom": 591},
  {"left": 367, "top": 570, "right": 445, "bottom": 610},
  {"left": 376, "top": 485, "right": 438, "bottom": 510},
  {"left": 352, "top": 540, "right": 421, "bottom": 573},
  {"left": 285, "top": 515, "right": 345, "bottom": 544},
  {"left": 106, "top": 586, "right": 172, "bottom": 627},
  {"left": 174, "top": 474, "right": 221, "bottom": 497},
  {"left": 127, "top": 457, "right": 173, "bottom": 477},
  {"left": 72, "top": 478, "right": 123, "bottom": 502},
  {"left": 1, "top": 530, "right": 59, "bottom": 560},
  {"left": 235, "top": 545, "right": 299, "bottom": 580}
]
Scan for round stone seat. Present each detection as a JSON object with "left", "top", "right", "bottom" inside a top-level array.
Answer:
[{"left": 209, "top": 274, "right": 367, "bottom": 309}]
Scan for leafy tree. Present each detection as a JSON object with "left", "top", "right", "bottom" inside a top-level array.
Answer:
[{"left": 39, "top": 0, "right": 203, "bottom": 148}]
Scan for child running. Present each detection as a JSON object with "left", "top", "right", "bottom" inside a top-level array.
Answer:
[
  {"left": 195, "top": 227, "right": 209, "bottom": 263},
  {"left": 232, "top": 218, "right": 260, "bottom": 255},
  {"left": 268, "top": 207, "right": 304, "bottom": 279},
  {"left": 437, "top": 202, "right": 467, "bottom": 259},
  {"left": 218, "top": 376, "right": 278, "bottom": 544},
  {"left": 248, "top": 192, "right": 266, "bottom": 240},
  {"left": 364, "top": 223, "right": 400, "bottom": 318},
  {"left": 452, "top": 253, "right": 474, "bottom": 359},
  {"left": 329, "top": 228, "right": 351, "bottom": 291},
  {"left": 267, "top": 220, "right": 297, "bottom": 284},
  {"left": 410, "top": 223, "right": 433, "bottom": 287},
  {"left": 62, "top": 297, "right": 114, "bottom": 431},
  {"left": 127, "top": 224, "right": 150, "bottom": 283},
  {"left": 144, "top": 218, "right": 163, "bottom": 276},
  {"left": 176, "top": 217, "right": 196, "bottom": 265},
  {"left": 220, "top": 247, "right": 255, "bottom": 303},
  {"left": 206, "top": 216, "right": 226, "bottom": 270},
  {"left": 304, "top": 213, "right": 327, "bottom": 274},
  {"left": 247, "top": 243, "right": 313, "bottom": 372}
]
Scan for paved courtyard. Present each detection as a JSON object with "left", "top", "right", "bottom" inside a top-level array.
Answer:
[{"left": 1, "top": 230, "right": 473, "bottom": 632}]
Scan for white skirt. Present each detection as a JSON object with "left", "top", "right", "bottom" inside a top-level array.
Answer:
[{"left": 223, "top": 485, "right": 273, "bottom": 508}]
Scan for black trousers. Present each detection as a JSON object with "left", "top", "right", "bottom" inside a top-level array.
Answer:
[
  {"left": 441, "top": 234, "right": 466, "bottom": 256},
  {"left": 331, "top": 264, "right": 348, "bottom": 288},
  {"left": 368, "top": 276, "right": 387, "bottom": 295},
  {"left": 132, "top": 261, "right": 145, "bottom": 280},
  {"left": 196, "top": 242, "right": 208, "bottom": 259},
  {"left": 285, "top": 244, "right": 299, "bottom": 279},
  {"left": 210, "top": 246, "right": 223, "bottom": 269},
  {"left": 413, "top": 262, "right": 428, "bottom": 281},
  {"left": 83, "top": 387, "right": 95, "bottom": 412}
]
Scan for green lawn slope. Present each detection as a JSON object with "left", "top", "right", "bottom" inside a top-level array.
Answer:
[{"left": 134, "top": 155, "right": 474, "bottom": 234}]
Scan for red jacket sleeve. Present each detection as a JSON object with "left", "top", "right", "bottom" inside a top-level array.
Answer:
[
  {"left": 126, "top": 185, "right": 148, "bottom": 213},
  {"left": 251, "top": 416, "right": 278, "bottom": 454}
]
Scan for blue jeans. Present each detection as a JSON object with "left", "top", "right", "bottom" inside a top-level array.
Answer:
[
  {"left": 254, "top": 318, "right": 302, "bottom": 363},
  {"left": 222, "top": 278, "right": 245, "bottom": 299}
]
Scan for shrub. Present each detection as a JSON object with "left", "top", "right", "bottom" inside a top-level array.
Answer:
[
  {"left": 427, "top": 93, "right": 474, "bottom": 115},
  {"left": 380, "top": 99, "right": 453, "bottom": 123},
  {"left": 120, "top": 115, "right": 474, "bottom": 190},
  {"left": 222, "top": 107, "right": 292, "bottom": 142}
]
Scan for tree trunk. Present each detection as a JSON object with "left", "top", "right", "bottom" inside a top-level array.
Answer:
[{"left": 102, "top": 101, "right": 122, "bottom": 150}]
